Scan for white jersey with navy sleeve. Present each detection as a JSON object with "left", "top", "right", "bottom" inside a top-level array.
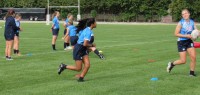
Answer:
[
  {"left": 77, "top": 27, "right": 92, "bottom": 45},
  {"left": 178, "top": 19, "right": 195, "bottom": 41}
]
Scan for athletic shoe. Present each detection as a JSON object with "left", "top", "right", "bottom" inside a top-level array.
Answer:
[
  {"left": 67, "top": 46, "right": 72, "bottom": 50},
  {"left": 189, "top": 74, "right": 197, "bottom": 77},
  {"left": 6, "top": 57, "right": 13, "bottom": 61},
  {"left": 99, "top": 54, "right": 105, "bottom": 60},
  {"left": 58, "top": 63, "right": 66, "bottom": 75},
  {"left": 78, "top": 77, "right": 84, "bottom": 82},
  {"left": 167, "top": 62, "right": 175, "bottom": 73},
  {"left": 64, "top": 46, "right": 72, "bottom": 50}
]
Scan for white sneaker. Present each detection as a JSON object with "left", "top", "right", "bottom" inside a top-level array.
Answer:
[
  {"left": 67, "top": 46, "right": 72, "bottom": 50},
  {"left": 64, "top": 46, "right": 72, "bottom": 50},
  {"left": 167, "top": 62, "right": 174, "bottom": 73},
  {"left": 6, "top": 57, "right": 13, "bottom": 61}
]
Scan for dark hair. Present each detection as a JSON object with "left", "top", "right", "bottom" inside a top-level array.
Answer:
[
  {"left": 76, "top": 18, "right": 88, "bottom": 33},
  {"left": 76, "top": 18, "right": 96, "bottom": 33},
  {"left": 86, "top": 18, "right": 96, "bottom": 27},
  {"left": 5, "top": 9, "right": 15, "bottom": 18}
]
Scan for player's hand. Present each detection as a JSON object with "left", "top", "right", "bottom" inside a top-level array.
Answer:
[
  {"left": 62, "top": 37, "right": 65, "bottom": 40},
  {"left": 186, "top": 35, "right": 192, "bottom": 39},
  {"left": 20, "top": 28, "right": 23, "bottom": 31}
]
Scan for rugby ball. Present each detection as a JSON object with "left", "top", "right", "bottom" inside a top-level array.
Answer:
[{"left": 191, "top": 30, "right": 200, "bottom": 41}]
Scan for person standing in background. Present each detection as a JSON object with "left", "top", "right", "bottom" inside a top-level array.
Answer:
[
  {"left": 4, "top": 9, "right": 21, "bottom": 60},
  {"left": 51, "top": 11, "right": 60, "bottom": 51}
]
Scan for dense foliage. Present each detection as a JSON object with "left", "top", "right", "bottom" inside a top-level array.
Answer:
[{"left": 0, "top": 0, "right": 200, "bottom": 22}]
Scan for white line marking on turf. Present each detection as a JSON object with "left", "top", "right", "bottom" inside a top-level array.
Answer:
[{"left": 0, "top": 39, "right": 173, "bottom": 59}]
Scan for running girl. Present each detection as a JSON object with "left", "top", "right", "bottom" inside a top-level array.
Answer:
[
  {"left": 13, "top": 13, "right": 22, "bottom": 56},
  {"left": 58, "top": 18, "right": 97, "bottom": 82},
  {"left": 51, "top": 11, "right": 60, "bottom": 50},
  {"left": 62, "top": 20, "right": 78, "bottom": 49},
  {"left": 167, "top": 9, "right": 197, "bottom": 76},
  {"left": 4, "top": 9, "right": 21, "bottom": 60},
  {"left": 63, "top": 13, "right": 73, "bottom": 50}
]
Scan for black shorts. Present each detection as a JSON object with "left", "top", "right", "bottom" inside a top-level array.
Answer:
[
  {"left": 15, "top": 32, "right": 19, "bottom": 37},
  {"left": 177, "top": 39, "right": 194, "bottom": 52},
  {"left": 4, "top": 33, "right": 14, "bottom": 41},
  {"left": 52, "top": 29, "right": 59, "bottom": 36},
  {"left": 73, "top": 44, "right": 88, "bottom": 60},
  {"left": 70, "top": 36, "right": 78, "bottom": 46},
  {"left": 64, "top": 29, "right": 66, "bottom": 35}
]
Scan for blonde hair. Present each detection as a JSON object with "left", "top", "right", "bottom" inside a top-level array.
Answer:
[
  {"left": 67, "top": 13, "right": 73, "bottom": 18},
  {"left": 182, "top": 9, "right": 190, "bottom": 14},
  {"left": 52, "top": 11, "right": 59, "bottom": 19},
  {"left": 15, "top": 13, "right": 21, "bottom": 18},
  {"left": 68, "top": 19, "right": 73, "bottom": 25}
]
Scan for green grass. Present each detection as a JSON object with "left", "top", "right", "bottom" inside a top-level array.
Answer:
[{"left": 1, "top": 23, "right": 200, "bottom": 95}]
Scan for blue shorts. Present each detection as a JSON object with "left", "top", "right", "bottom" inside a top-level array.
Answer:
[
  {"left": 177, "top": 39, "right": 194, "bottom": 52},
  {"left": 52, "top": 29, "right": 59, "bottom": 36},
  {"left": 73, "top": 44, "right": 88, "bottom": 60},
  {"left": 70, "top": 36, "right": 78, "bottom": 46}
]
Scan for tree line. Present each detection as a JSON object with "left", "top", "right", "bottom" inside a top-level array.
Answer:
[{"left": 0, "top": 0, "right": 200, "bottom": 22}]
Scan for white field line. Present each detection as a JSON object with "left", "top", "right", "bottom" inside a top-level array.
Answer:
[
  {"left": 20, "top": 38, "right": 119, "bottom": 42},
  {"left": 0, "top": 39, "right": 173, "bottom": 59}
]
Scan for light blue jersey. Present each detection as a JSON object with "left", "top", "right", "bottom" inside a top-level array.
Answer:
[
  {"left": 65, "top": 19, "right": 69, "bottom": 27},
  {"left": 78, "top": 30, "right": 83, "bottom": 37},
  {"left": 178, "top": 19, "right": 195, "bottom": 41},
  {"left": 67, "top": 25, "right": 77, "bottom": 36},
  {"left": 77, "top": 27, "right": 92, "bottom": 45},
  {"left": 15, "top": 19, "right": 20, "bottom": 33},
  {"left": 52, "top": 16, "right": 59, "bottom": 29}
]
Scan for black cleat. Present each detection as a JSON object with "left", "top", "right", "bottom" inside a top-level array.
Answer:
[
  {"left": 167, "top": 62, "right": 175, "bottom": 73},
  {"left": 78, "top": 77, "right": 84, "bottom": 82},
  {"left": 189, "top": 74, "right": 197, "bottom": 77},
  {"left": 99, "top": 54, "right": 105, "bottom": 60},
  {"left": 189, "top": 71, "right": 197, "bottom": 77},
  {"left": 58, "top": 63, "right": 66, "bottom": 75}
]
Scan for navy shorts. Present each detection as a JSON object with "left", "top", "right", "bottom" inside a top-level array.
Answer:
[
  {"left": 52, "top": 29, "right": 59, "bottom": 36},
  {"left": 4, "top": 33, "right": 14, "bottom": 41},
  {"left": 15, "top": 32, "right": 19, "bottom": 37},
  {"left": 73, "top": 44, "right": 88, "bottom": 60},
  {"left": 70, "top": 36, "right": 78, "bottom": 46},
  {"left": 177, "top": 39, "right": 194, "bottom": 52},
  {"left": 64, "top": 29, "right": 66, "bottom": 35}
]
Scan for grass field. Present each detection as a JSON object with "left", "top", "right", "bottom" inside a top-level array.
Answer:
[{"left": 1, "top": 22, "right": 200, "bottom": 95}]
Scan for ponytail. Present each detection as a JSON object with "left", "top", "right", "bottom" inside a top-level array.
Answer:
[
  {"left": 52, "top": 11, "right": 59, "bottom": 19},
  {"left": 76, "top": 18, "right": 88, "bottom": 33},
  {"left": 76, "top": 18, "right": 96, "bottom": 33}
]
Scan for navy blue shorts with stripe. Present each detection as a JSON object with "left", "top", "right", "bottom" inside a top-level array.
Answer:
[
  {"left": 73, "top": 44, "right": 88, "bottom": 60},
  {"left": 177, "top": 39, "right": 194, "bottom": 52}
]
